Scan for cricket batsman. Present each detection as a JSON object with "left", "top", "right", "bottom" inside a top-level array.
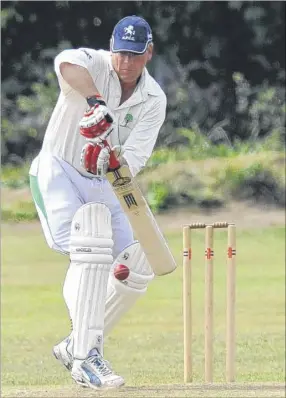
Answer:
[{"left": 29, "top": 16, "right": 167, "bottom": 390}]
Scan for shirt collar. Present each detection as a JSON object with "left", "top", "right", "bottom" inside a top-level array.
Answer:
[{"left": 141, "top": 68, "right": 160, "bottom": 97}]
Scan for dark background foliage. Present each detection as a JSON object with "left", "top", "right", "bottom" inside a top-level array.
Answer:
[{"left": 1, "top": 1, "right": 285, "bottom": 164}]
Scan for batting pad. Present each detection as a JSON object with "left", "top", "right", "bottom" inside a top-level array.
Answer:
[
  {"left": 104, "top": 241, "right": 154, "bottom": 335},
  {"left": 69, "top": 202, "right": 113, "bottom": 359}
]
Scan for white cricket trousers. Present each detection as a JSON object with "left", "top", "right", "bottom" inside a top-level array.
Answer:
[{"left": 29, "top": 152, "right": 134, "bottom": 258}]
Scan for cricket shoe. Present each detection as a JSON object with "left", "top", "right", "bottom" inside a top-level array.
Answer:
[
  {"left": 53, "top": 336, "right": 114, "bottom": 388},
  {"left": 53, "top": 336, "right": 73, "bottom": 371},
  {"left": 53, "top": 336, "right": 113, "bottom": 372},
  {"left": 53, "top": 336, "right": 89, "bottom": 387},
  {"left": 71, "top": 348, "right": 124, "bottom": 390}
]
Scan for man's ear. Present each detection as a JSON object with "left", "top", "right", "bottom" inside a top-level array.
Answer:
[{"left": 146, "top": 43, "right": 153, "bottom": 61}]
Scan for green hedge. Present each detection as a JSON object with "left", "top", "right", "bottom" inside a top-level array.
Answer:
[
  {"left": 138, "top": 151, "right": 285, "bottom": 212},
  {"left": 1, "top": 141, "right": 285, "bottom": 221}
]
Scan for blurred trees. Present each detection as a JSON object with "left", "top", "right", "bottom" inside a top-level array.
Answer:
[{"left": 1, "top": 1, "right": 285, "bottom": 164}]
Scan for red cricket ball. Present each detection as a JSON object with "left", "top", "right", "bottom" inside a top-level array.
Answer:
[{"left": 113, "top": 263, "right": 130, "bottom": 281}]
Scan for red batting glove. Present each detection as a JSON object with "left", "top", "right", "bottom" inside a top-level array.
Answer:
[
  {"left": 80, "top": 142, "right": 103, "bottom": 174},
  {"left": 80, "top": 141, "right": 120, "bottom": 175},
  {"left": 79, "top": 95, "right": 114, "bottom": 141}
]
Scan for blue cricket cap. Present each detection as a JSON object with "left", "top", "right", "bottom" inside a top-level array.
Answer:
[{"left": 111, "top": 16, "right": 153, "bottom": 54}]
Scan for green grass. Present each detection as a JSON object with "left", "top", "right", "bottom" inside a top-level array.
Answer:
[
  {"left": 1, "top": 223, "right": 285, "bottom": 396},
  {"left": 1, "top": 162, "right": 31, "bottom": 189}
]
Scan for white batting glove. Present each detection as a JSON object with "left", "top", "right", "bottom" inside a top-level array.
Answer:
[{"left": 96, "top": 146, "right": 111, "bottom": 176}]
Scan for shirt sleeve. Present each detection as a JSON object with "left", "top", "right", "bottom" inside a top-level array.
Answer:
[
  {"left": 54, "top": 48, "right": 103, "bottom": 94},
  {"left": 122, "top": 94, "right": 167, "bottom": 177}
]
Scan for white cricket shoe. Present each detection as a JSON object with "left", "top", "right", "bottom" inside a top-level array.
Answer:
[
  {"left": 71, "top": 348, "right": 124, "bottom": 390},
  {"left": 53, "top": 336, "right": 89, "bottom": 387},
  {"left": 53, "top": 336, "right": 73, "bottom": 371}
]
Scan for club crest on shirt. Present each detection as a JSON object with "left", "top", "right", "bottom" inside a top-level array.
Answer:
[
  {"left": 122, "top": 25, "right": 135, "bottom": 41},
  {"left": 123, "top": 113, "right": 133, "bottom": 127}
]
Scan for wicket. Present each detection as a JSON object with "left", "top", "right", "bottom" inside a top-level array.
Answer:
[{"left": 182, "top": 222, "right": 236, "bottom": 383}]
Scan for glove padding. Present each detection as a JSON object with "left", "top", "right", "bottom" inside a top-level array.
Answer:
[
  {"left": 79, "top": 95, "right": 114, "bottom": 141},
  {"left": 81, "top": 141, "right": 120, "bottom": 176}
]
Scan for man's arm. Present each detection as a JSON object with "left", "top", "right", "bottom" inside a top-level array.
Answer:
[
  {"left": 121, "top": 95, "right": 167, "bottom": 176},
  {"left": 80, "top": 95, "right": 166, "bottom": 177},
  {"left": 54, "top": 48, "right": 114, "bottom": 141},
  {"left": 54, "top": 48, "right": 103, "bottom": 96},
  {"left": 59, "top": 63, "right": 100, "bottom": 98}
]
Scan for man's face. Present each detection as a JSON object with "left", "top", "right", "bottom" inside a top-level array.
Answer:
[{"left": 111, "top": 45, "right": 153, "bottom": 84}]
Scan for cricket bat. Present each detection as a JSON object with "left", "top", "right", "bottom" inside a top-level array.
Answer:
[{"left": 106, "top": 165, "right": 177, "bottom": 276}]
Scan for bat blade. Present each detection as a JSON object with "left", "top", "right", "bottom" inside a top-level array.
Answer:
[{"left": 106, "top": 166, "right": 177, "bottom": 276}]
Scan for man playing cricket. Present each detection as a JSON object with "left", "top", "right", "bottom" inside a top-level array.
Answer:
[{"left": 29, "top": 15, "right": 169, "bottom": 390}]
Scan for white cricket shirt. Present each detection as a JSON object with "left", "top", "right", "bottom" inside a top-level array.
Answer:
[{"left": 41, "top": 48, "right": 167, "bottom": 177}]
